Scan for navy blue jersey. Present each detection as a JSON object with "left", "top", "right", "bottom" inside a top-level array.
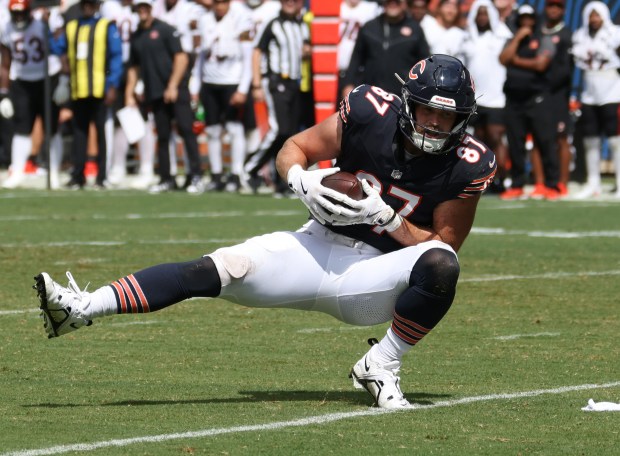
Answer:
[{"left": 329, "top": 84, "right": 496, "bottom": 253}]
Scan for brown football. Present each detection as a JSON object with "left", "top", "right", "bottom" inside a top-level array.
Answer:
[{"left": 321, "top": 171, "right": 364, "bottom": 202}]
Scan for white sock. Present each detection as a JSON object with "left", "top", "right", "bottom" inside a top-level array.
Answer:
[
  {"left": 583, "top": 136, "right": 602, "bottom": 188},
  {"left": 168, "top": 134, "right": 178, "bottom": 175},
  {"left": 608, "top": 136, "right": 620, "bottom": 191},
  {"left": 206, "top": 124, "right": 223, "bottom": 174},
  {"left": 85, "top": 285, "right": 118, "bottom": 319},
  {"left": 225, "top": 121, "right": 246, "bottom": 176},
  {"left": 111, "top": 127, "right": 129, "bottom": 178},
  {"left": 105, "top": 112, "right": 114, "bottom": 174},
  {"left": 49, "top": 133, "right": 63, "bottom": 173},
  {"left": 10, "top": 134, "right": 32, "bottom": 174},
  {"left": 138, "top": 119, "right": 155, "bottom": 176},
  {"left": 246, "top": 128, "right": 261, "bottom": 155},
  {"left": 371, "top": 327, "right": 413, "bottom": 365}
]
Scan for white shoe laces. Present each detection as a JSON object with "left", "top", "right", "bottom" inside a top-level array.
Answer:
[{"left": 65, "top": 271, "right": 90, "bottom": 310}]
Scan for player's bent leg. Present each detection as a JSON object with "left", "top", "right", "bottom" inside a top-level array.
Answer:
[
  {"left": 350, "top": 247, "right": 460, "bottom": 409},
  {"left": 34, "top": 257, "right": 222, "bottom": 338}
]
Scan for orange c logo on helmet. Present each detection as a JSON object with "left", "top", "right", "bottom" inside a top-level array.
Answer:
[{"left": 408, "top": 60, "right": 426, "bottom": 80}]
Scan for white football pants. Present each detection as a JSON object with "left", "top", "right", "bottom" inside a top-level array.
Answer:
[{"left": 208, "top": 220, "right": 456, "bottom": 326}]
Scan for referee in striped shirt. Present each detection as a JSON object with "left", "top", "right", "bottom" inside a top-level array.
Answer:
[{"left": 245, "top": 0, "right": 310, "bottom": 196}]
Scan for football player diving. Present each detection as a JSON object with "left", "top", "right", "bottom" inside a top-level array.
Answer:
[{"left": 35, "top": 55, "right": 496, "bottom": 409}]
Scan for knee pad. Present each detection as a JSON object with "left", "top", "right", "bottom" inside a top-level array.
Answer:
[
  {"left": 208, "top": 248, "right": 254, "bottom": 287},
  {"left": 409, "top": 248, "right": 460, "bottom": 299}
]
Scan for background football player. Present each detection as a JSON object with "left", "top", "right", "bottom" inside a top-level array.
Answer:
[
  {"left": 35, "top": 55, "right": 496, "bottom": 410},
  {"left": 0, "top": 0, "right": 64, "bottom": 189}
]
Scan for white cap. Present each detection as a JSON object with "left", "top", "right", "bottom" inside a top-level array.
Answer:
[{"left": 518, "top": 4, "right": 535, "bottom": 16}]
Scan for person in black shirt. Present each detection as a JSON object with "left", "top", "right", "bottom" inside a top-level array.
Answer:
[
  {"left": 342, "top": 0, "right": 429, "bottom": 97},
  {"left": 35, "top": 55, "right": 496, "bottom": 410},
  {"left": 541, "top": 0, "right": 572, "bottom": 196},
  {"left": 499, "top": 4, "right": 560, "bottom": 200},
  {"left": 126, "top": 0, "right": 204, "bottom": 194}
]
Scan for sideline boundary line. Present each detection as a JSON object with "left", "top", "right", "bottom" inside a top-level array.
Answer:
[{"left": 3, "top": 381, "right": 620, "bottom": 456}]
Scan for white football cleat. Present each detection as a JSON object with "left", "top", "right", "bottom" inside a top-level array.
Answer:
[
  {"left": 574, "top": 184, "right": 601, "bottom": 199},
  {"left": 34, "top": 272, "right": 93, "bottom": 338},
  {"left": 349, "top": 341, "right": 412, "bottom": 409},
  {"left": 49, "top": 170, "right": 61, "bottom": 190},
  {"left": 2, "top": 171, "right": 25, "bottom": 189}
]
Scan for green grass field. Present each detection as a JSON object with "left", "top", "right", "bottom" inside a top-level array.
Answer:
[{"left": 1, "top": 189, "right": 619, "bottom": 455}]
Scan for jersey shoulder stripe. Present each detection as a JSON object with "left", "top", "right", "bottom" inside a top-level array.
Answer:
[
  {"left": 339, "top": 84, "right": 402, "bottom": 127},
  {"left": 456, "top": 134, "right": 497, "bottom": 198}
]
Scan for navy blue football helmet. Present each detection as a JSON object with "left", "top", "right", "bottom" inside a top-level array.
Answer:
[{"left": 398, "top": 54, "right": 477, "bottom": 155}]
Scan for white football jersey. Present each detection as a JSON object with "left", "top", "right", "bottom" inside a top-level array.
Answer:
[
  {"left": 338, "top": 0, "right": 381, "bottom": 71},
  {"left": 571, "top": 2, "right": 620, "bottom": 105},
  {"left": 152, "top": 0, "right": 207, "bottom": 53},
  {"left": 462, "top": 0, "right": 513, "bottom": 109},
  {"left": 0, "top": 19, "right": 49, "bottom": 81},
  {"left": 101, "top": 0, "right": 138, "bottom": 63},
  {"left": 421, "top": 16, "right": 466, "bottom": 61},
  {"left": 245, "top": 0, "right": 281, "bottom": 43},
  {"left": 197, "top": 5, "right": 253, "bottom": 85}
]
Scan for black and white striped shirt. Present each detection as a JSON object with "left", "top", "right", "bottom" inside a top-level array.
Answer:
[{"left": 256, "top": 13, "right": 309, "bottom": 81}]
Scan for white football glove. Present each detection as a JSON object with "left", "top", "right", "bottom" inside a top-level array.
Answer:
[
  {"left": 591, "top": 41, "right": 614, "bottom": 61},
  {"left": 329, "top": 180, "right": 403, "bottom": 232},
  {"left": 570, "top": 43, "right": 589, "bottom": 62},
  {"left": 52, "top": 75, "right": 70, "bottom": 105},
  {"left": 0, "top": 97, "right": 14, "bottom": 119},
  {"left": 287, "top": 164, "right": 355, "bottom": 225}
]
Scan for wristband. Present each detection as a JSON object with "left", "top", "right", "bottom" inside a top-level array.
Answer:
[{"left": 381, "top": 212, "right": 402, "bottom": 233}]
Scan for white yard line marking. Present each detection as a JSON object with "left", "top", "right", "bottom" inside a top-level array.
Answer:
[
  {"left": 3, "top": 381, "right": 619, "bottom": 456},
  {"left": 296, "top": 327, "right": 369, "bottom": 334},
  {"left": 0, "top": 239, "right": 244, "bottom": 248},
  {"left": 471, "top": 227, "right": 620, "bottom": 238},
  {"left": 493, "top": 332, "right": 561, "bottom": 341},
  {"left": 0, "top": 210, "right": 303, "bottom": 223},
  {"left": 0, "top": 309, "right": 38, "bottom": 316},
  {"left": 459, "top": 270, "right": 620, "bottom": 283},
  {"left": 106, "top": 321, "right": 159, "bottom": 327}
]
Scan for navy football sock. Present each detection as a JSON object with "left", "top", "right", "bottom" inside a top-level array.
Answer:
[{"left": 110, "top": 257, "right": 221, "bottom": 313}]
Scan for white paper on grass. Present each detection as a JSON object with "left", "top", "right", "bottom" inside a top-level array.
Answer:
[
  {"left": 582, "top": 399, "right": 620, "bottom": 411},
  {"left": 116, "top": 106, "right": 146, "bottom": 144}
]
